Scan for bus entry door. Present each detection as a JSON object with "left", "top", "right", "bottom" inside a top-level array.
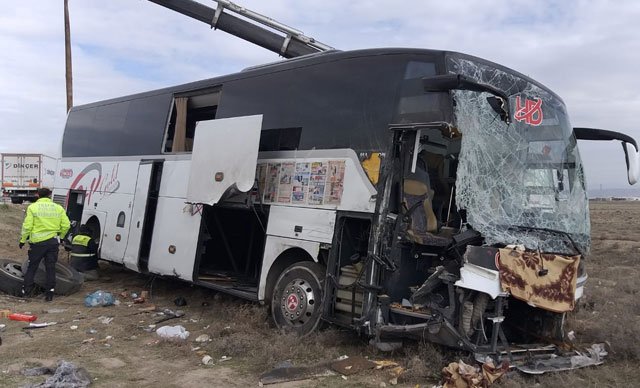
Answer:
[
  {"left": 123, "top": 161, "right": 156, "bottom": 272},
  {"left": 186, "top": 115, "right": 263, "bottom": 205}
]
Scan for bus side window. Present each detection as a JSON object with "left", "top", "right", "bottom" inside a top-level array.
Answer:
[{"left": 164, "top": 90, "right": 221, "bottom": 153}]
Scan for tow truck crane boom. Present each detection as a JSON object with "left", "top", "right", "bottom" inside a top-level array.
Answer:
[{"left": 148, "top": 0, "right": 333, "bottom": 58}]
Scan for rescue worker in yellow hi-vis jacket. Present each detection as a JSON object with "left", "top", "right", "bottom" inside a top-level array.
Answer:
[
  {"left": 70, "top": 224, "right": 99, "bottom": 280},
  {"left": 19, "top": 187, "right": 70, "bottom": 301}
]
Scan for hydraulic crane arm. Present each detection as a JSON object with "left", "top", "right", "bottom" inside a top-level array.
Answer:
[{"left": 148, "top": 0, "right": 333, "bottom": 58}]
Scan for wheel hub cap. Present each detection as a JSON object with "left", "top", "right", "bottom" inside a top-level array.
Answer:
[{"left": 280, "top": 278, "right": 315, "bottom": 324}]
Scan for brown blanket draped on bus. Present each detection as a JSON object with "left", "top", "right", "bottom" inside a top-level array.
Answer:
[{"left": 498, "top": 248, "right": 580, "bottom": 313}]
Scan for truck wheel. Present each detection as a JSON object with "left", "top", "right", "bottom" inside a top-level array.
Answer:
[
  {"left": 271, "top": 261, "right": 325, "bottom": 336},
  {"left": 10, "top": 198, "right": 23, "bottom": 204},
  {"left": 22, "top": 258, "right": 84, "bottom": 295},
  {"left": 0, "top": 259, "right": 27, "bottom": 296}
]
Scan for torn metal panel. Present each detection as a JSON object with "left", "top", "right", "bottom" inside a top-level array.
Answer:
[
  {"left": 448, "top": 57, "right": 590, "bottom": 255},
  {"left": 515, "top": 343, "right": 607, "bottom": 374},
  {"left": 186, "top": 115, "right": 262, "bottom": 206}
]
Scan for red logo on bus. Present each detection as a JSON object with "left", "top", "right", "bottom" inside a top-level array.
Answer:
[
  {"left": 59, "top": 169, "right": 73, "bottom": 179},
  {"left": 514, "top": 96, "right": 543, "bottom": 126}
]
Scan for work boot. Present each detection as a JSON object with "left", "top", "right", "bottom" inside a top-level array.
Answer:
[
  {"left": 20, "top": 286, "right": 33, "bottom": 298},
  {"left": 45, "top": 289, "right": 54, "bottom": 302}
]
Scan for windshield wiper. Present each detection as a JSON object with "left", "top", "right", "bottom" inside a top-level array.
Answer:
[{"left": 503, "top": 224, "right": 583, "bottom": 256}]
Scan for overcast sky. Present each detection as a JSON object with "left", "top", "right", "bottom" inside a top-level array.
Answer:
[{"left": 0, "top": 0, "right": 638, "bottom": 190}]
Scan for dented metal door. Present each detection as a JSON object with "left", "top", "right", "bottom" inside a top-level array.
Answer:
[{"left": 186, "top": 115, "right": 262, "bottom": 205}]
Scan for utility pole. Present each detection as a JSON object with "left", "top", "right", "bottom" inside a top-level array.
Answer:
[{"left": 64, "top": 0, "right": 73, "bottom": 112}]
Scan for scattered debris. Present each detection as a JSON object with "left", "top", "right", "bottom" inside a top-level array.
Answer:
[
  {"left": 202, "top": 355, "right": 214, "bottom": 365},
  {"left": 9, "top": 313, "right": 37, "bottom": 322},
  {"left": 259, "top": 362, "right": 335, "bottom": 385},
  {"left": 516, "top": 343, "right": 608, "bottom": 374},
  {"left": 567, "top": 330, "right": 576, "bottom": 341},
  {"left": 220, "top": 356, "right": 231, "bottom": 362},
  {"left": 84, "top": 290, "right": 115, "bottom": 307},
  {"left": 0, "top": 324, "right": 6, "bottom": 332},
  {"left": 97, "top": 316, "right": 114, "bottom": 325},
  {"left": 0, "top": 309, "right": 11, "bottom": 318},
  {"left": 442, "top": 358, "right": 508, "bottom": 388},
  {"left": 70, "top": 326, "right": 78, "bottom": 330},
  {"left": 23, "top": 322, "right": 57, "bottom": 330},
  {"left": 43, "top": 308, "right": 66, "bottom": 314},
  {"left": 195, "top": 334, "right": 211, "bottom": 343},
  {"left": 174, "top": 296, "right": 187, "bottom": 306},
  {"left": 154, "top": 309, "right": 185, "bottom": 324},
  {"left": 81, "top": 338, "right": 94, "bottom": 344},
  {"left": 156, "top": 325, "right": 190, "bottom": 341},
  {"left": 86, "top": 328, "right": 97, "bottom": 334},
  {"left": 24, "top": 360, "right": 91, "bottom": 388},
  {"left": 330, "top": 356, "right": 376, "bottom": 376},
  {"left": 22, "top": 366, "right": 55, "bottom": 377}
]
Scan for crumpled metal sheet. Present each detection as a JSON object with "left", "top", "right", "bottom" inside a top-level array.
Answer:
[
  {"left": 516, "top": 343, "right": 607, "bottom": 374},
  {"left": 448, "top": 56, "right": 590, "bottom": 255}
]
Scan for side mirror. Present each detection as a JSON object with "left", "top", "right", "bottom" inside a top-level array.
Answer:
[
  {"left": 574, "top": 127, "right": 639, "bottom": 186},
  {"left": 423, "top": 74, "right": 511, "bottom": 124},
  {"left": 623, "top": 142, "right": 639, "bottom": 185}
]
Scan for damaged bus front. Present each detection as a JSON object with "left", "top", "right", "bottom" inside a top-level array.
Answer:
[{"left": 349, "top": 53, "right": 639, "bottom": 371}]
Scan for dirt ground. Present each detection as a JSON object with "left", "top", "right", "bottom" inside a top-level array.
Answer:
[{"left": 0, "top": 201, "right": 639, "bottom": 387}]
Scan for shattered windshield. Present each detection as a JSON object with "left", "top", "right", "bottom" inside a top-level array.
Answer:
[{"left": 448, "top": 56, "right": 590, "bottom": 255}]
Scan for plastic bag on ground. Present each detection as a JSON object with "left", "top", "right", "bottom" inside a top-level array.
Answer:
[
  {"left": 84, "top": 290, "right": 115, "bottom": 307},
  {"left": 156, "top": 325, "right": 190, "bottom": 341}
]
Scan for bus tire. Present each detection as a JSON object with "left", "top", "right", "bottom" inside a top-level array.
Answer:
[
  {"left": 0, "top": 259, "right": 26, "bottom": 296},
  {"left": 22, "top": 258, "right": 84, "bottom": 295},
  {"left": 271, "top": 261, "right": 325, "bottom": 336}
]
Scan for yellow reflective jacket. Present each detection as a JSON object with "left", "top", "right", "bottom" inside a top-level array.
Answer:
[{"left": 20, "top": 198, "right": 71, "bottom": 244}]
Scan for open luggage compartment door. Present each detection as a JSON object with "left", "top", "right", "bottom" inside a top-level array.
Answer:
[{"left": 186, "top": 115, "right": 262, "bottom": 205}]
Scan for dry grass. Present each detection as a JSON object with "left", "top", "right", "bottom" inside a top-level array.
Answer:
[{"left": 1, "top": 202, "right": 639, "bottom": 387}]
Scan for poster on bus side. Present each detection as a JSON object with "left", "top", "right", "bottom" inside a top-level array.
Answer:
[
  {"left": 325, "top": 160, "right": 345, "bottom": 205},
  {"left": 264, "top": 163, "right": 280, "bottom": 202},
  {"left": 308, "top": 162, "right": 327, "bottom": 205},
  {"left": 277, "top": 162, "right": 295, "bottom": 203},
  {"left": 292, "top": 162, "right": 310, "bottom": 204}
]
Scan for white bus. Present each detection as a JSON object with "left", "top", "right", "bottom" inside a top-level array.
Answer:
[{"left": 53, "top": 47, "right": 638, "bottom": 369}]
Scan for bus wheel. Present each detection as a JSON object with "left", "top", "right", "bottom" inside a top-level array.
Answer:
[{"left": 271, "top": 261, "right": 325, "bottom": 336}]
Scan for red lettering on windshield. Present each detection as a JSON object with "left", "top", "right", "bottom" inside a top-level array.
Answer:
[{"left": 514, "top": 96, "right": 543, "bottom": 126}]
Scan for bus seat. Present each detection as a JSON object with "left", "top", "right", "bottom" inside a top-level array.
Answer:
[{"left": 403, "top": 158, "right": 451, "bottom": 247}]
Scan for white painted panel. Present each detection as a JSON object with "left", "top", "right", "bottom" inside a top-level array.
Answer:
[
  {"left": 158, "top": 160, "right": 192, "bottom": 198},
  {"left": 455, "top": 263, "right": 502, "bottom": 299},
  {"left": 257, "top": 236, "right": 320, "bottom": 301},
  {"left": 147, "top": 196, "right": 201, "bottom": 281},
  {"left": 187, "top": 115, "right": 262, "bottom": 205},
  {"left": 266, "top": 206, "right": 336, "bottom": 244},
  {"left": 123, "top": 163, "right": 152, "bottom": 272}
]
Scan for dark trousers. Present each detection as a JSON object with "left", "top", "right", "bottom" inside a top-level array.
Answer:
[{"left": 23, "top": 238, "right": 59, "bottom": 291}]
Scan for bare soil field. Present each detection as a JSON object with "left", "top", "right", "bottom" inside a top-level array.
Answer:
[{"left": 0, "top": 201, "right": 638, "bottom": 387}]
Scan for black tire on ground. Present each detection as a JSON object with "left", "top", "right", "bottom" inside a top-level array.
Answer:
[
  {"left": 10, "top": 197, "right": 23, "bottom": 204},
  {"left": 271, "top": 261, "right": 325, "bottom": 336},
  {"left": 22, "top": 258, "right": 84, "bottom": 295},
  {"left": 0, "top": 259, "right": 28, "bottom": 296}
]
